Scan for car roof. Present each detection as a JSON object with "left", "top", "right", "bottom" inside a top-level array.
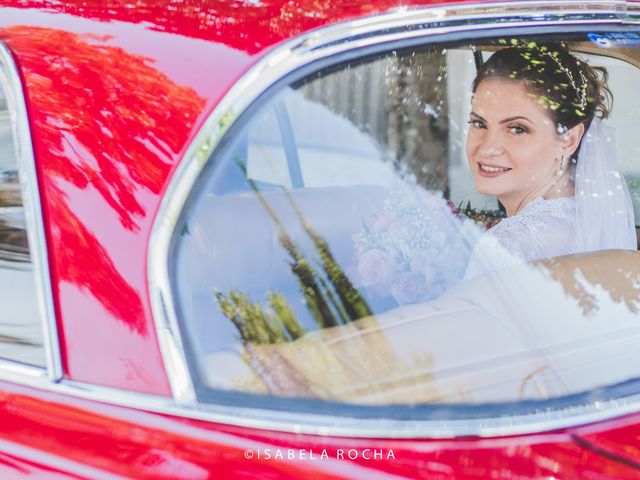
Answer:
[{"left": 1, "top": 0, "right": 489, "bottom": 53}]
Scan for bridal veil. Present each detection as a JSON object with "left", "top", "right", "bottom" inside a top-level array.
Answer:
[{"left": 573, "top": 118, "right": 637, "bottom": 253}]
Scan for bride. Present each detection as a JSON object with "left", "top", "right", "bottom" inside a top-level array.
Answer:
[{"left": 464, "top": 41, "right": 637, "bottom": 278}]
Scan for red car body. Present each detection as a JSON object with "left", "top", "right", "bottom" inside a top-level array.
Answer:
[{"left": 1, "top": 1, "right": 640, "bottom": 478}]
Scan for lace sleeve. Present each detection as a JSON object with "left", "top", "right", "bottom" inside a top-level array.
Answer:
[
  {"left": 491, "top": 214, "right": 575, "bottom": 261},
  {"left": 464, "top": 198, "right": 576, "bottom": 279}
]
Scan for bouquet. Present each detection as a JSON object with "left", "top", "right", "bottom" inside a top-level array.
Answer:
[
  {"left": 348, "top": 189, "right": 482, "bottom": 305},
  {"left": 453, "top": 199, "right": 506, "bottom": 230}
]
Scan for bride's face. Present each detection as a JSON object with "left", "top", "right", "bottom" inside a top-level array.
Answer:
[{"left": 466, "top": 78, "right": 566, "bottom": 209}]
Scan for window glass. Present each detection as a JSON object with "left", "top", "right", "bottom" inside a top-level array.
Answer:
[
  {"left": 173, "top": 34, "right": 640, "bottom": 410},
  {"left": 0, "top": 60, "right": 44, "bottom": 367},
  {"left": 245, "top": 106, "right": 292, "bottom": 188}
]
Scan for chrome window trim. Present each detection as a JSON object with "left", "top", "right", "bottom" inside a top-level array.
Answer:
[
  {"left": 149, "top": 1, "right": 640, "bottom": 437},
  {"left": 0, "top": 42, "right": 62, "bottom": 384},
  {"left": 295, "top": 0, "right": 624, "bottom": 53},
  {"left": 9, "top": 378, "right": 640, "bottom": 439},
  {"left": 0, "top": 358, "right": 47, "bottom": 383}
]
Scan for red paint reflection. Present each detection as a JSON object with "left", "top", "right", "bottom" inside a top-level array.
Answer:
[
  {"left": 3, "top": 25, "right": 204, "bottom": 333},
  {"left": 5, "top": 26, "right": 204, "bottom": 231},
  {"left": 48, "top": 185, "right": 148, "bottom": 333},
  {"left": 2, "top": 0, "right": 482, "bottom": 54}
]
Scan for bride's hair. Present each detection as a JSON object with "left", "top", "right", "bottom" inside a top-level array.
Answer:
[{"left": 472, "top": 40, "right": 612, "bottom": 159}]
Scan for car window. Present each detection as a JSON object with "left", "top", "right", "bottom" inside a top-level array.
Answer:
[
  {"left": 171, "top": 33, "right": 640, "bottom": 411},
  {"left": 0, "top": 55, "right": 45, "bottom": 367}
]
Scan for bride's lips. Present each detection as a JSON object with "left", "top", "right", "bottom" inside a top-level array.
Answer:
[{"left": 477, "top": 162, "right": 512, "bottom": 178}]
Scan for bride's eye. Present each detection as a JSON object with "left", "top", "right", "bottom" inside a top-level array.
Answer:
[
  {"left": 508, "top": 125, "right": 528, "bottom": 135},
  {"left": 467, "top": 119, "right": 485, "bottom": 129}
]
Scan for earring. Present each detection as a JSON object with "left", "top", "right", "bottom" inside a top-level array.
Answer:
[{"left": 558, "top": 154, "right": 565, "bottom": 174}]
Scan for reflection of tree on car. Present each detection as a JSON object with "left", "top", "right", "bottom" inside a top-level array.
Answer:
[
  {"left": 3, "top": 25, "right": 205, "bottom": 332},
  {"left": 216, "top": 164, "right": 372, "bottom": 343}
]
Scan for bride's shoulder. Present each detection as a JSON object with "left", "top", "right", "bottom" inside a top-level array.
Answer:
[
  {"left": 493, "top": 196, "right": 575, "bottom": 235},
  {"left": 481, "top": 196, "right": 576, "bottom": 261}
]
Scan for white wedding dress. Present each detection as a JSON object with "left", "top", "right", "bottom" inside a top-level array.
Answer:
[{"left": 464, "top": 196, "right": 577, "bottom": 279}]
